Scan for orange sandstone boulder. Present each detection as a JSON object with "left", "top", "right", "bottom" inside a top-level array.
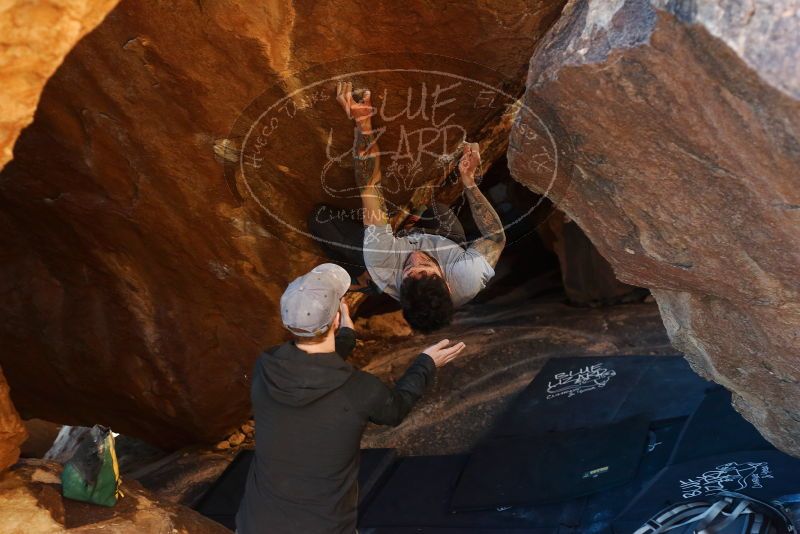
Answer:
[
  {"left": 0, "top": 367, "right": 27, "bottom": 471},
  {"left": 0, "top": 0, "right": 565, "bottom": 447}
]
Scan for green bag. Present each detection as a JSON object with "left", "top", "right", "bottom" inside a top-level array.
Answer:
[{"left": 61, "top": 425, "right": 122, "bottom": 507}]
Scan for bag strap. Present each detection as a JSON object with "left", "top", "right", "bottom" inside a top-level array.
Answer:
[
  {"left": 697, "top": 498, "right": 750, "bottom": 534},
  {"left": 634, "top": 491, "right": 796, "bottom": 534},
  {"left": 718, "top": 491, "right": 796, "bottom": 532},
  {"left": 633, "top": 502, "right": 714, "bottom": 534},
  {"left": 654, "top": 500, "right": 734, "bottom": 534}
]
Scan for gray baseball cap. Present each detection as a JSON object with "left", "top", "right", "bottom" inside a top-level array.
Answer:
[{"left": 280, "top": 263, "right": 351, "bottom": 337}]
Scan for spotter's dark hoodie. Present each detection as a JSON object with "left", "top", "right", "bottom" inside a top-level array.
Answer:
[{"left": 236, "top": 328, "right": 436, "bottom": 534}]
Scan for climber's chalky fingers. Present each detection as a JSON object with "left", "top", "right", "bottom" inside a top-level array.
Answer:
[{"left": 336, "top": 81, "right": 356, "bottom": 119}]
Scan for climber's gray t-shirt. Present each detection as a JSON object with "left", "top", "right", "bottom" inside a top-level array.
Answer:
[{"left": 363, "top": 224, "right": 495, "bottom": 307}]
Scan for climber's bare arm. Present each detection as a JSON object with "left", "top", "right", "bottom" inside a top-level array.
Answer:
[
  {"left": 336, "top": 82, "right": 388, "bottom": 226},
  {"left": 460, "top": 143, "right": 506, "bottom": 267},
  {"left": 354, "top": 127, "right": 389, "bottom": 226},
  {"left": 465, "top": 185, "right": 506, "bottom": 267}
]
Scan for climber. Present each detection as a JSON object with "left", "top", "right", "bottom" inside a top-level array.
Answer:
[
  {"left": 235, "top": 262, "right": 465, "bottom": 534},
  {"left": 308, "top": 81, "right": 506, "bottom": 333}
]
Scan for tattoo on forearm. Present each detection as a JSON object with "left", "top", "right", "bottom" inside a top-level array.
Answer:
[
  {"left": 362, "top": 183, "right": 388, "bottom": 219},
  {"left": 354, "top": 128, "right": 380, "bottom": 189},
  {"left": 376, "top": 187, "right": 388, "bottom": 213},
  {"left": 465, "top": 185, "right": 506, "bottom": 267},
  {"left": 354, "top": 126, "right": 388, "bottom": 225}
]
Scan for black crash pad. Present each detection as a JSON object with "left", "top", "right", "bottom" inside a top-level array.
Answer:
[
  {"left": 360, "top": 529, "right": 564, "bottom": 533},
  {"left": 361, "top": 422, "right": 693, "bottom": 534},
  {"left": 577, "top": 417, "right": 687, "bottom": 533},
  {"left": 613, "top": 388, "right": 800, "bottom": 532},
  {"left": 491, "top": 356, "right": 710, "bottom": 439},
  {"left": 194, "top": 449, "right": 253, "bottom": 529},
  {"left": 359, "top": 455, "right": 584, "bottom": 531},
  {"left": 669, "top": 387, "right": 773, "bottom": 465},
  {"left": 614, "top": 449, "right": 800, "bottom": 532},
  {"left": 451, "top": 416, "right": 651, "bottom": 511},
  {"left": 195, "top": 448, "right": 397, "bottom": 530},
  {"left": 360, "top": 357, "right": 711, "bottom": 533}
]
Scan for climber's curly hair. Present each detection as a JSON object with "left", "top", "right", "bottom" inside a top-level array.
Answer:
[{"left": 399, "top": 274, "right": 454, "bottom": 333}]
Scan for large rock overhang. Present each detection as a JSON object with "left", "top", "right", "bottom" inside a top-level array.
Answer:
[
  {"left": 0, "top": 0, "right": 566, "bottom": 447},
  {"left": 509, "top": 0, "right": 800, "bottom": 455}
]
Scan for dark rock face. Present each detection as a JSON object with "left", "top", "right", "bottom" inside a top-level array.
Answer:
[
  {"left": 509, "top": 0, "right": 800, "bottom": 454},
  {"left": 0, "top": 0, "right": 566, "bottom": 447},
  {"left": 538, "top": 213, "right": 641, "bottom": 305}
]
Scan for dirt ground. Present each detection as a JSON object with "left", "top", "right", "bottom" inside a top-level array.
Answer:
[
  {"left": 357, "top": 289, "right": 675, "bottom": 455},
  {"left": 130, "top": 282, "right": 678, "bottom": 504}
]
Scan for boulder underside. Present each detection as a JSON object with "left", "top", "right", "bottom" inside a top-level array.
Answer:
[{"left": 509, "top": 0, "right": 800, "bottom": 455}]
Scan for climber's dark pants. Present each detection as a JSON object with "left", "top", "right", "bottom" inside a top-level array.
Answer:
[
  {"left": 398, "top": 202, "right": 467, "bottom": 246},
  {"left": 308, "top": 203, "right": 466, "bottom": 280},
  {"left": 308, "top": 205, "right": 367, "bottom": 279}
]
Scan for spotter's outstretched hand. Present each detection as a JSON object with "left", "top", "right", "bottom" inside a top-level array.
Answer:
[{"left": 422, "top": 339, "right": 466, "bottom": 368}]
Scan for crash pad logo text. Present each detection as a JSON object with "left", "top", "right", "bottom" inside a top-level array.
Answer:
[
  {"left": 679, "top": 462, "right": 774, "bottom": 499},
  {"left": 545, "top": 363, "right": 617, "bottom": 400}
]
